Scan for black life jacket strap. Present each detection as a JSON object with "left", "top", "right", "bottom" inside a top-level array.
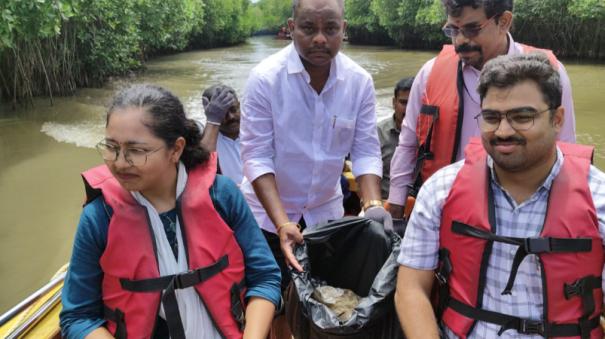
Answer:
[
  {"left": 230, "top": 278, "right": 247, "bottom": 331},
  {"left": 104, "top": 306, "right": 127, "bottom": 339},
  {"left": 564, "top": 275, "right": 601, "bottom": 339},
  {"left": 409, "top": 104, "right": 439, "bottom": 198},
  {"left": 448, "top": 297, "right": 600, "bottom": 337},
  {"left": 118, "top": 255, "right": 230, "bottom": 339},
  {"left": 435, "top": 248, "right": 453, "bottom": 320},
  {"left": 452, "top": 221, "right": 592, "bottom": 294},
  {"left": 119, "top": 255, "right": 229, "bottom": 292}
]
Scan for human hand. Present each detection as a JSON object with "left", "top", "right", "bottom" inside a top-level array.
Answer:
[
  {"left": 203, "top": 87, "right": 235, "bottom": 125},
  {"left": 278, "top": 223, "right": 304, "bottom": 272},
  {"left": 364, "top": 206, "right": 393, "bottom": 231}
]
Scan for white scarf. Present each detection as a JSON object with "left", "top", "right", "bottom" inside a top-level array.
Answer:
[{"left": 131, "top": 162, "right": 222, "bottom": 339}]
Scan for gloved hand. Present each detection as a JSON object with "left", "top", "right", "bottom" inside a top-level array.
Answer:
[
  {"left": 203, "top": 87, "right": 235, "bottom": 125},
  {"left": 364, "top": 206, "right": 393, "bottom": 231}
]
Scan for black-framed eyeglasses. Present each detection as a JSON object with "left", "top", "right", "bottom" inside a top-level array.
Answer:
[
  {"left": 95, "top": 141, "right": 164, "bottom": 167},
  {"left": 442, "top": 15, "right": 496, "bottom": 39},
  {"left": 474, "top": 107, "right": 553, "bottom": 132}
]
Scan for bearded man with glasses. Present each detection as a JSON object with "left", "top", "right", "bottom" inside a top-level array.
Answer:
[
  {"left": 395, "top": 52, "right": 605, "bottom": 339},
  {"left": 387, "top": 0, "right": 577, "bottom": 220}
]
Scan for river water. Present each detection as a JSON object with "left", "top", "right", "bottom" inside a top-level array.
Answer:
[{"left": 0, "top": 36, "right": 604, "bottom": 312}]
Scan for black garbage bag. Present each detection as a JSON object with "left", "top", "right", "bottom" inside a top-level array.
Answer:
[{"left": 285, "top": 217, "right": 405, "bottom": 339}]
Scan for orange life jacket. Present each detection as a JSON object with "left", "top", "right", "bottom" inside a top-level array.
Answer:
[
  {"left": 411, "top": 44, "right": 559, "bottom": 197},
  {"left": 436, "top": 139, "right": 602, "bottom": 338},
  {"left": 82, "top": 153, "right": 246, "bottom": 339}
]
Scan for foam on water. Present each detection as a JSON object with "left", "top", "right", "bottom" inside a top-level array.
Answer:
[{"left": 41, "top": 121, "right": 105, "bottom": 148}]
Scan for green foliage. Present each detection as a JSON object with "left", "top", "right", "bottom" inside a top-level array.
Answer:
[
  {"left": 0, "top": 0, "right": 77, "bottom": 48},
  {"left": 0, "top": 0, "right": 255, "bottom": 103},
  {"left": 190, "top": 0, "right": 253, "bottom": 48},
  {"left": 342, "top": 0, "right": 605, "bottom": 55},
  {"left": 250, "top": 0, "right": 291, "bottom": 33},
  {"left": 136, "top": 0, "right": 205, "bottom": 54},
  {"left": 73, "top": 0, "right": 142, "bottom": 85},
  {"left": 345, "top": 0, "right": 393, "bottom": 44}
]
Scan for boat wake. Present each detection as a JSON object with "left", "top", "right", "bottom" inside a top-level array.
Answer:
[{"left": 40, "top": 121, "right": 104, "bottom": 148}]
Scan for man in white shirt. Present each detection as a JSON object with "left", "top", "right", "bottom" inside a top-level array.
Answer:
[
  {"left": 240, "top": 0, "right": 388, "bottom": 326},
  {"left": 200, "top": 85, "right": 243, "bottom": 185}
]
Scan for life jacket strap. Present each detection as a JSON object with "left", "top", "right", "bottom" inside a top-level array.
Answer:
[
  {"left": 451, "top": 221, "right": 592, "bottom": 295},
  {"left": 230, "top": 279, "right": 247, "bottom": 331},
  {"left": 119, "top": 255, "right": 229, "bottom": 292},
  {"left": 118, "top": 255, "right": 230, "bottom": 339},
  {"left": 435, "top": 248, "right": 453, "bottom": 320},
  {"left": 564, "top": 275, "right": 601, "bottom": 339},
  {"left": 409, "top": 104, "right": 439, "bottom": 199},
  {"left": 448, "top": 297, "right": 600, "bottom": 337},
  {"left": 103, "top": 306, "right": 127, "bottom": 339}
]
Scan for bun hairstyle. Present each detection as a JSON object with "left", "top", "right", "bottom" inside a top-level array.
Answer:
[{"left": 107, "top": 84, "right": 209, "bottom": 169}]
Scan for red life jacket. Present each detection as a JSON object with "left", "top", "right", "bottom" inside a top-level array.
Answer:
[
  {"left": 82, "top": 153, "right": 246, "bottom": 339},
  {"left": 411, "top": 44, "right": 559, "bottom": 197},
  {"left": 436, "top": 139, "right": 603, "bottom": 338}
]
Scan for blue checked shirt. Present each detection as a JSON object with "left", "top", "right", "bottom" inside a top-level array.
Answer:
[{"left": 398, "top": 148, "right": 605, "bottom": 338}]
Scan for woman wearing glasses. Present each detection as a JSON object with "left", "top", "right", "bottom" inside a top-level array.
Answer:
[{"left": 60, "top": 84, "right": 280, "bottom": 339}]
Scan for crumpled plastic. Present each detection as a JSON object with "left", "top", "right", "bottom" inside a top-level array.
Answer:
[{"left": 312, "top": 285, "right": 361, "bottom": 322}]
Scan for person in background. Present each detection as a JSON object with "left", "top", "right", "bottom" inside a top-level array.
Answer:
[
  {"left": 240, "top": 0, "right": 388, "bottom": 336},
  {"left": 395, "top": 53, "right": 605, "bottom": 338},
  {"left": 377, "top": 77, "right": 414, "bottom": 199},
  {"left": 60, "top": 84, "right": 280, "bottom": 339},
  {"left": 387, "top": 0, "right": 576, "bottom": 219},
  {"left": 200, "top": 84, "right": 244, "bottom": 186}
]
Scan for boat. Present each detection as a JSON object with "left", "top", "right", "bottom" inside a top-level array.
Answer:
[{"left": 0, "top": 264, "right": 67, "bottom": 339}]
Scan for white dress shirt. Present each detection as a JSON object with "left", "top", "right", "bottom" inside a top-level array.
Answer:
[
  {"left": 216, "top": 133, "right": 243, "bottom": 186},
  {"left": 240, "top": 43, "right": 382, "bottom": 233}
]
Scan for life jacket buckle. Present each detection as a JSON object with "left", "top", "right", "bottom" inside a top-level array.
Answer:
[
  {"left": 173, "top": 270, "right": 196, "bottom": 289},
  {"left": 519, "top": 319, "right": 545, "bottom": 335},
  {"left": 435, "top": 271, "right": 447, "bottom": 285}
]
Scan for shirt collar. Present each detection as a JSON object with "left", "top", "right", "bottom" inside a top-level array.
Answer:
[
  {"left": 286, "top": 43, "right": 342, "bottom": 81},
  {"left": 487, "top": 146, "right": 563, "bottom": 192}
]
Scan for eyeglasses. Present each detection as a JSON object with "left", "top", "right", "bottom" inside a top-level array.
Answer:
[
  {"left": 96, "top": 141, "right": 164, "bottom": 167},
  {"left": 474, "top": 107, "right": 552, "bottom": 132},
  {"left": 442, "top": 15, "right": 496, "bottom": 39}
]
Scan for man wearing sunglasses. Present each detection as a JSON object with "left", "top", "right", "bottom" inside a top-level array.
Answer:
[
  {"left": 395, "top": 52, "right": 605, "bottom": 339},
  {"left": 387, "top": 0, "right": 576, "bottom": 220}
]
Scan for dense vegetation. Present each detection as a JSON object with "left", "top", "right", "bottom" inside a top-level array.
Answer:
[
  {"left": 345, "top": 0, "right": 605, "bottom": 59},
  {"left": 252, "top": 0, "right": 605, "bottom": 58},
  {"left": 0, "top": 0, "right": 254, "bottom": 105},
  {"left": 3, "top": 0, "right": 604, "bottom": 104}
]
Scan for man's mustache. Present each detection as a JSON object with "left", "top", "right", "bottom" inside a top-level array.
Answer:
[
  {"left": 308, "top": 48, "right": 331, "bottom": 54},
  {"left": 455, "top": 43, "right": 482, "bottom": 54},
  {"left": 490, "top": 136, "right": 526, "bottom": 146}
]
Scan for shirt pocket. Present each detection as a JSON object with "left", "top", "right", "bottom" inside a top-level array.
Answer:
[{"left": 326, "top": 116, "right": 356, "bottom": 155}]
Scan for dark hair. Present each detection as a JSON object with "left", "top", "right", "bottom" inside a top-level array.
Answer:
[
  {"left": 202, "top": 84, "right": 237, "bottom": 101},
  {"left": 292, "top": 0, "right": 344, "bottom": 18},
  {"left": 394, "top": 77, "right": 415, "bottom": 97},
  {"left": 478, "top": 53, "right": 561, "bottom": 110},
  {"left": 442, "top": 0, "right": 513, "bottom": 19},
  {"left": 107, "top": 84, "right": 209, "bottom": 169}
]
